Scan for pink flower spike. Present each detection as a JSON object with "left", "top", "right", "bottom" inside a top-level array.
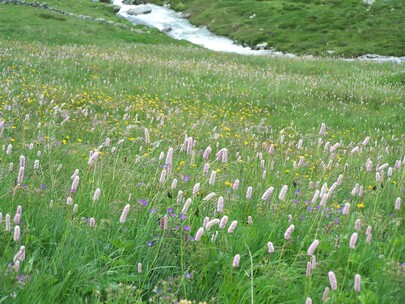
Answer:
[
  {"left": 159, "top": 169, "right": 167, "bottom": 184},
  {"left": 349, "top": 232, "right": 358, "bottom": 249},
  {"left": 177, "top": 190, "right": 184, "bottom": 204},
  {"left": 170, "top": 178, "right": 178, "bottom": 189},
  {"left": 71, "top": 176, "right": 80, "bottom": 192},
  {"left": 14, "top": 225, "right": 20, "bottom": 242},
  {"left": 320, "top": 194, "right": 328, "bottom": 207},
  {"left": 306, "top": 261, "right": 311, "bottom": 277},
  {"left": 219, "top": 216, "right": 228, "bottom": 229},
  {"left": 203, "top": 192, "right": 216, "bottom": 201},
  {"left": 267, "top": 242, "right": 275, "bottom": 253},
  {"left": 342, "top": 203, "right": 351, "bottom": 215},
  {"left": 209, "top": 171, "right": 216, "bottom": 185},
  {"left": 377, "top": 163, "right": 388, "bottom": 171},
  {"left": 311, "top": 255, "right": 316, "bottom": 269},
  {"left": 144, "top": 128, "right": 150, "bottom": 145},
  {"left": 181, "top": 198, "right": 192, "bottom": 214},
  {"left": 192, "top": 183, "right": 200, "bottom": 196},
  {"left": 217, "top": 196, "right": 224, "bottom": 213},
  {"left": 165, "top": 147, "right": 173, "bottom": 165},
  {"left": 19, "top": 155, "right": 25, "bottom": 168},
  {"left": 233, "top": 179, "right": 239, "bottom": 191},
  {"left": 261, "top": 187, "right": 274, "bottom": 201},
  {"left": 278, "top": 185, "right": 288, "bottom": 201},
  {"left": 221, "top": 148, "right": 228, "bottom": 163},
  {"left": 284, "top": 224, "right": 295, "bottom": 240},
  {"left": 163, "top": 215, "right": 168, "bottom": 230},
  {"left": 354, "top": 274, "right": 361, "bottom": 292},
  {"left": 328, "top": 271, "right": 338, "bottom": 290},
  {"left": 120, "top": 204, "right": 131, "bottom": 224},
  {"left": 17, "top": 167, "right": 24, "bottom": 184},
  {"left": 336, "top": 174, "right": 343, "bottom": 185},
  {"left": 6, "top": 144, "right": 12, "bottom": 155},
  {"left": 306, "top": 297, "right": 312, "bottom": 304},
  {"left": 351, "top": 146, "right": 359, "bottom": 154},
  {"left": 15, "top": 246, "right": 25, "bottom": 261},
  {"left": 89, "top": 217, "right": 95, "bottom": 228},
  {"left": 203, "top": 146, "right": 211, "bottom": 160},
  {"left": 322, "top": 287, "right": 330, "bottom": 302},
  {"left": 206, "top": 219, "right": 220, "bottom": 231},
  {"left": 311, "top": 190, "right": 320, "bottom": 204},
  {"left": 232, "top": 254, "right": 240, "bottom": 268},
  {"left": 195, "top": 227, "right": 204, "bottom": 241},
  {"left": 71, "top": 169, "right": 79, "bottom": 180},
  {"left": 14, "top": 260, "right": 20, "bottom": 273},
  {"left": 13, "top": 213, "right": 21, "bottom": 225},
  {"left": 246, "top": 186, "right": 253, "bottom": 199},
  {"left": 319, "top": 123, "right": 326, "bottom": 136},
  {"left": 227, "top": 220, "right": 238, "bottom": 233},
  {"left": 88, "top": 151, "right": 99, "bottom": 165},
  {"left": 93, "top": 188, "right": 101, "bottom": 202},
  {"left": 395, "top": 197, "right": 401, "bottom": 210},
  {"left": 307, "top": 240, "right": 319, "bottom": 256},
  {"left": 6, "top": 214, "right": 11, "bottom": 231},
  {"left": 354, "top": 219, "right": 361, "bottom": 230}
]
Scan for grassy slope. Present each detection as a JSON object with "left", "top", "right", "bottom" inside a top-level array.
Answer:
[
  {"left": 147, "top": 0, "right": 405, "bottom": 57},
  {"left": 0, "top": 1, "right": 185, "bottom": 46},
  {"left": 0, "top": 1, "right": 404, "bottom": 304}
]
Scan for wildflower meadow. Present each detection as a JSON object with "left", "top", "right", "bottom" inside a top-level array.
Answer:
[{"left": 0, "top": 2, "right": 404, "bottom": 303}]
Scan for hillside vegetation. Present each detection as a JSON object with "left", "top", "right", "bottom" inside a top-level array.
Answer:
[
  {"left": 0, "top": 1, "right": 404, "bottom": 303},
  {"left": 147, "top": 0, "right": 405, "bottom": 57}
]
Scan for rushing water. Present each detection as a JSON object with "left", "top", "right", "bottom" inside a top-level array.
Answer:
[
  {"left": 113, "top": 0, "right": 293, "bottom": 57},
  {"left": 113, "top": 0, "right": 404, "bottom": 63}
]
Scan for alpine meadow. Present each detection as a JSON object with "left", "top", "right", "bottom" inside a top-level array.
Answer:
[{"left": 0, "top": 0, "right": 404, "bottom": 304}]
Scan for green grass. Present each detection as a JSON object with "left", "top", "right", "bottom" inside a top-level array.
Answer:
[
  {"left": 0, "top": 1, "right": 404, "bottom": 303},
  {"left": 147, "top": 0, "right": 405, "bottom": 57},
  {"left": 0, "top": 2, "right": 185, "bottom": 46}
]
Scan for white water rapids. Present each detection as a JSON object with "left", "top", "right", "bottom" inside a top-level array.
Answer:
[{"left": 113, "top": 0, "right": 404, "bottom": 63}]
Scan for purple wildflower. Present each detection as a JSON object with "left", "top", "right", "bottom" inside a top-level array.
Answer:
[{"left": 138, "top": 198, "right": 149, "bottom": 206}]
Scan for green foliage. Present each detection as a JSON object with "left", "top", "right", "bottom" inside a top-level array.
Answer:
[{"left": 147, "top": 0, "right": 405, "bottom": 57}]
